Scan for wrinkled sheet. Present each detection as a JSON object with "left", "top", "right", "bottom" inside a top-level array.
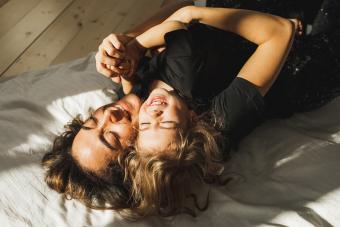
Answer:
[{"left": 0, "top": 53, "right": 339, "bottom": 227}]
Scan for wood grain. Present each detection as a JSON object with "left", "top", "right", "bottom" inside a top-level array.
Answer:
[
  {"left": 0, "top": 0, "right": 74, "bottom": 76},
  {"left": 1, "top": 0, "right": 161, "bottom": 78},
  {"left": 0, "top": 0, "right": 41, "bottom": 37},
  {"left": 3, "top": 0, "right": 138, "bottom": 77},
  {"left": 3, "top": 0, "right": 98, "bottom": 77},
  {"left": 51, "top": 0, "right": 137, "bottom": 65},
  {"left": 52, "top": 0, "right": 160, "bottom": 64},
  {"left": 0, "top": 0, "right": 9, "bottom": 8}
]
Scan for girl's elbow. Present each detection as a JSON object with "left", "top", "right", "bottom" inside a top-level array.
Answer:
[
  {"left": 279, "top": 18, "right": 296, "bottom": 41},
  {"left": 175, "top": 5, "right": 197, "bottom": 23}
]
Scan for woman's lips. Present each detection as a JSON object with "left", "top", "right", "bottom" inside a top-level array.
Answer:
[
  {"left": 112, "top": 103, "right": 132, "bottom": 121},
  {"left": 116, "top": 100, "right": 132, "bottom": 113}
]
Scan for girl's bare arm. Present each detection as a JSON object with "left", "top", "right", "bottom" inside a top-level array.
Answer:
[{"left": 164, "top": 6, "right": 295, "bottom": 95}]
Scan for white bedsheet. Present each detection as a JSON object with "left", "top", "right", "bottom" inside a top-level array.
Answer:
[{"left": 0, "top": 53, "right": 339, "bottom": 227}]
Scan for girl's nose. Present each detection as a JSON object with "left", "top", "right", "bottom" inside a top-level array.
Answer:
[{"left": 148, "top": 108, "right": 163, "bottom": 117}]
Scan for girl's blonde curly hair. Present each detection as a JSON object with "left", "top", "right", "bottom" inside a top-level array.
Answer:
[{"left": 125, "top": 116, "right": 227, "bottom": 218}]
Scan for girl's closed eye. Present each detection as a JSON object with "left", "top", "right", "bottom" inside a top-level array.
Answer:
[{"left": 139, "top": 122, "right": 151, "bottom": 130}]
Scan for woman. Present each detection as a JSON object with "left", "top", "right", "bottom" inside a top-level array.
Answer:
[{"left": 41, "top": 0, "right": 196, "bottom": 219}]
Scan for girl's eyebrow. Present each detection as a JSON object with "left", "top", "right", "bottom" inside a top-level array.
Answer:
[
  {"left": 160, "top": 121, "right": 179, "bottom": 129},
  {"left": 139, "top": 121, "right": 179, "bottom": 131}
]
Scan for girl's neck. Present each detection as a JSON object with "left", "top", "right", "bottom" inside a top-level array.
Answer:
[{"left": 148, "top": 80, "right": 174, "bottom": 92}]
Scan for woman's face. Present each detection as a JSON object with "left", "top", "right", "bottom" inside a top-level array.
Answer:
[
  {"left": 137, "top": 88, "right": 192, "bottom": 153},
  {"left": 71, "top": 94, "right": 141, "bottom": 173}
]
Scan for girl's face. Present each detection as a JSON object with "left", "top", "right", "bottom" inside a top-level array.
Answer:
[{"left": 137, "top": 88, "right": 192, "bottom": 153}]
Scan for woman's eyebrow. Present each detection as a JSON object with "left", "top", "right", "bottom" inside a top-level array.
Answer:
[
  {"left": 88, "top": 115, "right": 98, "bottom": 123},
  {"left": 82, "top": 114, "right": 121, "bottom": 151},
  {"left": 81, "top": 116, "right": 98, "bottom": 130},
  {"left": 81, "top": 124, "right": 120, "bottom": 151}
]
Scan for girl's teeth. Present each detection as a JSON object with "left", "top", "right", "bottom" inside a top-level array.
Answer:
[{"left": 151, "top": 100, "right": 166, "bottom": 105}]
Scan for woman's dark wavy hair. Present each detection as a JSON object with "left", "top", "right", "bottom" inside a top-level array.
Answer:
[{"left": 41, "top": 116, "right": 137, "bottom": 219}]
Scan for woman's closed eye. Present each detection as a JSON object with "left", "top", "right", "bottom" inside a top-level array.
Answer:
[
  {"left": 81, "top": 116, "right": 121, "bottom": 150},
  {"left": 104, "top": 131, "right": 121, "bottom": 150}
]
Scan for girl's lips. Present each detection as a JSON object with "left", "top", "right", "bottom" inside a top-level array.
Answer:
[{"left": 147, "top": 96, "right": 167, "bottom": 106}]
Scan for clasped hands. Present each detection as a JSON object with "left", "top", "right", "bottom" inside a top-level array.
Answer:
[{"left": 95, "top": 34, "right": 145, "bottom": 84}]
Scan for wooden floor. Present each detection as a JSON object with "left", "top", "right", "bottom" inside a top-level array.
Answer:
[{"left": 0, "top": 0, "right": 161, "bottom": 78}]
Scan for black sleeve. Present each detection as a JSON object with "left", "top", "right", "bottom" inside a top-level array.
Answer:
[
  {"left": 211, "top": 77, "right": 266, "bottom": 142},
  {"left": 158, "top": 29, "right": 201, "bottom": 99},
  {"left": 164, "top": 28, "right": 195, "bottom": 58}
]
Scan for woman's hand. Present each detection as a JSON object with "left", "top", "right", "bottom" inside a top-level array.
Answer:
[{"left": 95, "top": 33, "right": 133, "bottom": 83}]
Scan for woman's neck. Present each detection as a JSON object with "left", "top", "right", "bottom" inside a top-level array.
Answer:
[{"left": 148, "top": 80, "right": 174, "bottom": 92}]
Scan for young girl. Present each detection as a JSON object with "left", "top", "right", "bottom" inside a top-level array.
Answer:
[
  {"left": 100, "top": 3, "right": 339, "bottom": 217},
  {"left": 115, "top": 6, "right": 296, "bottom": 217}
]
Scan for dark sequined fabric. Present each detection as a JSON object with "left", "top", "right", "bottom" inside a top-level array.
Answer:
[{"left": 206, "top": 0, "right": 340, "bottom": 117}]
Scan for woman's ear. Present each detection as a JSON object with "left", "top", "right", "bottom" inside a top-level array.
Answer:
[{"left": 189, "top": 110, "right": 197, "bottom": 122}]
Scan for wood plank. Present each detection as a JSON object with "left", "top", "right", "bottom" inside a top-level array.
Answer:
[
  {"left": 2, "top": 0, "right": 97, "bottom": 77},
  {"left": 0, "top": 0, "right": 74, "bottom": 76},
  {"left": 0, "top": 0, "right": 42, "bottom": 37},
  {"left": 114, "top": 0, "right": 161, "bottom": 34},
  {"left": 51, "top": 0, "right": 141, "bottom": 65},
  {"left": 3, "top": 0, "right": 136, "bottom": 77},
  {"left": 0, "top": 0, "right": 9, "bottom": 8}
]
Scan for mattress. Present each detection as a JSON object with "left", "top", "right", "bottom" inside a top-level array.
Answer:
[{"left": 0, "top": 53, "right": 339, "bottom": 227}]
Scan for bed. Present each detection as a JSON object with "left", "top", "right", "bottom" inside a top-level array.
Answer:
[{"left": 1, "top": 53, "right": 339, "bottom": 227}]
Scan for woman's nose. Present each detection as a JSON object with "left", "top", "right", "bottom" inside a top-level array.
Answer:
[{"left": 99, "top": 109, "right": 121, "bottom": 127}]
